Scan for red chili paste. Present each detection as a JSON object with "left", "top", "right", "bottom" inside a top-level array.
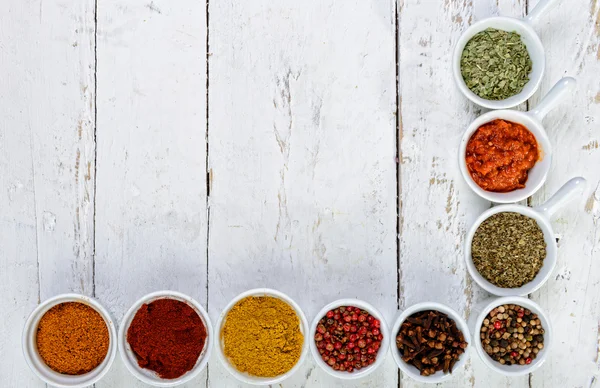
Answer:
[
  {"left": 465, "top": 119, "right": 539, "bottom": 192},
  {"left": 127, "top": 298, "right": 207, "bottom": 379}
]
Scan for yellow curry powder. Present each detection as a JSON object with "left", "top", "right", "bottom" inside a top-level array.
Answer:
[{"left": 221, "top": 296, "right": 303, "bottom": 377}]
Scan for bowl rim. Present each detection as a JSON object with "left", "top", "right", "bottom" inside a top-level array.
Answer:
[
  {"left": 22, "top": 293, "right": 118, "bottom": 388},
  {"left": 389, "top": 302, "right": 471, "bottom": 384},
  {"left": 118, "top": 290, "right": 214, "bottom": 387},
  {"left": 214, "top": 288, "right": 309, "bottom": 386},
  {"left": 309, "top": 298, "right": 390, "bottom": 380},
  {"left": 452, "top": 16, "right": 545, "bottom": 110},
  {"left": 473, "top": 297, "right": 552, "bottom": 376},
  {"left": 464, "top": 204, "right": 557, "bottom": 296},
  {"left": 457, "top": 109, "right": 552, "bottom": 204}
]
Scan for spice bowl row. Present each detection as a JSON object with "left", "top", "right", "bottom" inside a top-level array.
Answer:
[
  {"left": 23, "top": 290, "right": 553, "bottom": 386},
  {"left": 454, "top": 1, "right": 586, "bottom": 299},
  {"left": 452, "top": 3, "right": 577, "bottom": 382}
]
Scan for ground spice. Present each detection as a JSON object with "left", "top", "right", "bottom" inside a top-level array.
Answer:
[
  {"left": 127, "top": 298, "right": 207, "bottom": 379},
  {"left": 221, "top": 296, "right": 303, "bottom": 377},
  {"left": 472, "top": 212, "right": 546, "bottom": 288},
  {"left": 36, "top": 302, "right": 109, "bottom": 375}
]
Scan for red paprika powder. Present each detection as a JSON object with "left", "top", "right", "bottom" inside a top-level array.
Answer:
[{"left": 127, "top": 298, "right": 207, "bottom": 379}]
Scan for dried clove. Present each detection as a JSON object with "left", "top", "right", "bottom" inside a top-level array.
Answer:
[{"left": 396, "top": 310, "right": 468, "bottom": 377}]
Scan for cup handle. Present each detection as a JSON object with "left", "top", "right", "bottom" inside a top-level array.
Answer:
[
  {"left": 533, "top": 177, "right": 587, "bottom": 219},
  {"left": 528, "top": 77, "right": 577, "bottom": 122},
  {"left": 523, "top": 0, "right": 557, "bottom": 25}
]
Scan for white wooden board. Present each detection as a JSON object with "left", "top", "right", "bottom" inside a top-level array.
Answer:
[
  {"left": 94, "top": 0, "right": 207, "bottom": 386},
  {"left": 207, "top": 1, "right": 398, "bottom": 386},
  {"left": 528, "top": 0, "right": 600, "bottom": 387},
  {"left": 398, "top": 0, "right": 529, "bottom": 387},
  {"left": 0, "top": 0, "right": 598, "bottom": 387},
  {"left": 0, "top": 0, "right": 96, "bottom": 385}
]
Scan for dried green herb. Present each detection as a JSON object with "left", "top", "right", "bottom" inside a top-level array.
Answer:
[
  {"left": 460, "top": 28, "right": 532, "bottom": 100},
  {"left": 471, "top": 212, "right": 546, "bottom": 288}
]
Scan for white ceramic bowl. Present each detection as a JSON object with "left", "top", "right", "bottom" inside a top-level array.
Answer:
[
  {"left": 458, "top": 77, "right": 576, "bottom": 203},
  {"left": 215, "top": 288, "right": 309, "bottom": 385},
  {"left": 22, "top": 293, "right": 118, "bottom": 388},
  {"left": 390, "top": 302, "right": 470, "bottom": 384},
  {"left": 452, "top": 0, "right": 555, "bottom": 109},
  {"left": 465, "top": 177, "right": 587, "bottom": 296},
  {"left": 470, "top": 297, "right": 551, "bottom": 376},
  {"left": 309, "top": 299, "right": 390, "bottom": 380},
  {"left": 118, "top": 290, "right": 213, "bottom": 387}
]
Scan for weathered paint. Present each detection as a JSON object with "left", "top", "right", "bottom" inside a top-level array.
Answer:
[{"left": 1, "top": 0, "right": 598, "bottom": 387}]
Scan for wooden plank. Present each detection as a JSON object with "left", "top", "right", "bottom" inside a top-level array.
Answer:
[
  {"left": 94, "top": 0, "right": 207, "bottom": 386},
  {"left": 0, "top": 0, "right": 96, "bottom": 384},
  {"left": 397, "top": 0, "right": 529, "bottom": 386},
  {"left": 528, "top": 0, "right": 600, "bottom": 387},
  {"left": 207, "top": 0, "right": 398, "bottom": 386}
]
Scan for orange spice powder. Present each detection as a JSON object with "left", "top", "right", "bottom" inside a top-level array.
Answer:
[{"left": 36, "top": 302, "right": 109, "bottom": 375}]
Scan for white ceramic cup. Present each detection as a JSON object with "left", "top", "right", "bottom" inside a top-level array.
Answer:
[
  {"left": 390, "top": 302, "right": 470, "bottom": 384},
  {"left": 214, "top": 288, "right": 309, "bottom": 386},
  {"left": 465, "top": 177, "right": 587, "bottom": 296},
  {"left": 459, "top": 77, "right": 576, "bottom": 203},
  {"left": 22, "top": 293, "right": 118, "bottom": 388},
  {"left": 118, "top": 290, "right": 213, "bottom": 387},
  {"left": 452, "top": 0, "right": 557, "bottom": 109},
  {"left": 469, "top": 296, "right": 551, "bottom": 376},
  {"left": 309, "top": 299, "right": 390, "bottom": 380}
]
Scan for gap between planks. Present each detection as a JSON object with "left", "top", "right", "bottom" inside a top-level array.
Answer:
[
  {"left": 205, "top": 0, "right": 211, "bottom": 387},
  {"left": 92, "top": 0, "right": 99, "bottom": 299},
  {"left": 524, "top": 2, "right": 533, "bottom": 388},
  {"left": 395, "top": 0, "right": 402, "bottom": 387}
]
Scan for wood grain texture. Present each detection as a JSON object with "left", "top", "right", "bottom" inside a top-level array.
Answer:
[
  {"left": 0, "top": 0, "right": 96, "bottom": 385},
  {"left": 94, "top": 0, "right": 207, "bottom": 386},
  {"left": 207, "top": 0, "right": 398, "bottom": 386},
  {"left": 528, "top": 0, "right": 600, "bottom": 386},
  {"left": 2, "top": 0, "right": 599, "bottom": 386},
  {"left": 397, "top": 0, "right": 528, "bottom": 386}
]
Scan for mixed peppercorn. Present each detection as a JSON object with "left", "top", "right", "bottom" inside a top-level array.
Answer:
[
  {"left": 396, "top": 310, "right": 468, "bottom": 376},
  {"left": 480, "top": 304, "right": 545, "bottom": 366},
  {"left": 314, "top": 306, "right": 383, "bottom": 372}
]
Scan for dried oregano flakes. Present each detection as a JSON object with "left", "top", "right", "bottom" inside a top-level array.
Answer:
[
  {"left": 471, "top": 212, "right": 546, "bottom": 288},
  {"left": 460, "top": 28, "right": 533, "bottom": 101}
]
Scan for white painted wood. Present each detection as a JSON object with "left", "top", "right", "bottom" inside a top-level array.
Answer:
[
  {"left": 397, "top": 0, "right": 529, "bottom": 387},
  {"left": 528, "top": 0, "right": 600, "bottom": 387},
  {"left": 207, "top": 0, "right": 398, "bottom": 386},
  {"left": 2, "top": 0, "right": 599, "bottom": 387},
  {"left": 94, "top": 0, "right": 207, "bottom": 386},
  {"left": 0, "top": 0, "right": 96, "bottom": 385}
]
